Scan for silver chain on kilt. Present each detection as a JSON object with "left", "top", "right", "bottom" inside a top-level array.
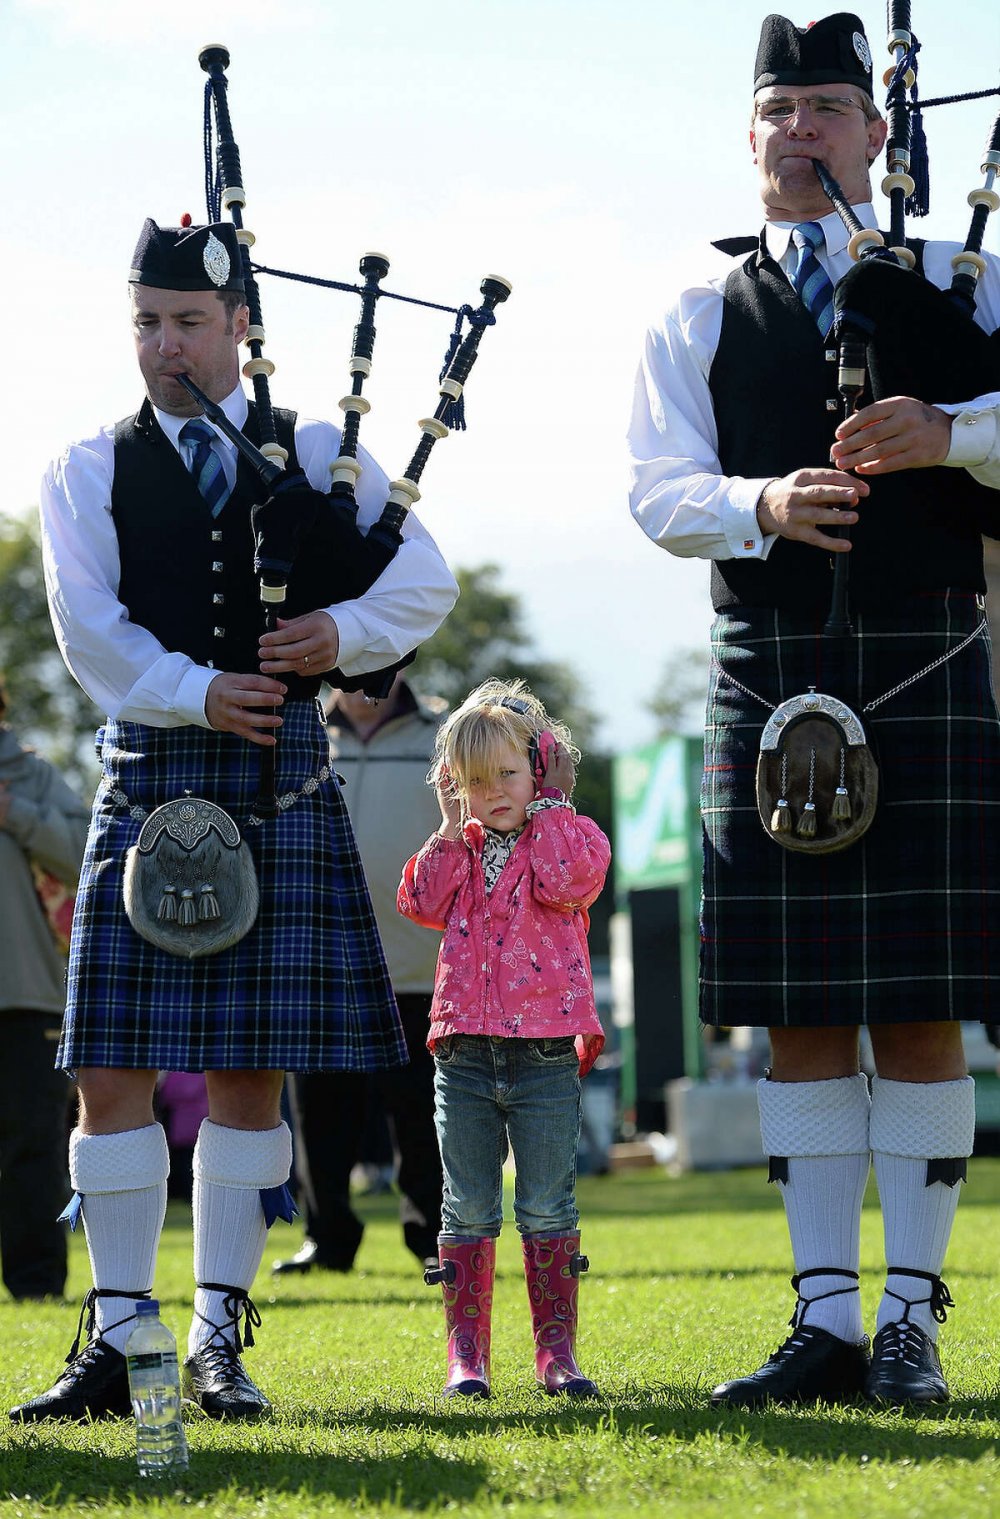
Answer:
[{"left": 714, "top": 615, "right": 988, "bottom": 715}]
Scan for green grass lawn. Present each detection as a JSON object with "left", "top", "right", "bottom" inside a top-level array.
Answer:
[{"left": 1, "top": 1162, "right": 998, "bottom": 1519}]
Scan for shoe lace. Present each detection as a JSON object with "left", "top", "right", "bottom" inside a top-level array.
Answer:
[
  {"left": 876, "top": 1320, "right": 927, "bottom": 1367},
  {"left": 769, "top": 1328, "right": 813, "bottom": 1363},
  {"left": 194, "top": 1338, "right": 251, "bottom": 1383},
  {"left": 788, "top": 1268, "right": 860, "bottom": 1329},
  {"left": 62, "top": 1337, "right": 118, "bottom": 1384},
  {"left": 884, "top": 1268, "right": 954, "bottom": 1326},
  {"left": 65, "top": 1287, "right": 150, "bottom": 1363},
  {"left": 192, "top": 1283, "right": 262, "bottom": 1353}
]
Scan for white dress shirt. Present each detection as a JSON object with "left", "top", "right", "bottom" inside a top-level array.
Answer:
[
  {"left": 628, "top": 203, "right": 1000, "bottom": 562},
  {"left": 40, "top": 385, "right": 458, "bottom": 728}
]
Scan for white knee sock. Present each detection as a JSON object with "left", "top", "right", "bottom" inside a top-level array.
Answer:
[
  {"left": 870, "top": 1075, "right": 976, "bottom": 1341},
  {"left": 70, "top": 1124, "right": 169, "bottom": 1355},
  {"left": 188, "top": 1119, "right": 292, "bottom": 1356},
  {"left": 758, "top": 1074, "right": 871, "bottom": 1344}
]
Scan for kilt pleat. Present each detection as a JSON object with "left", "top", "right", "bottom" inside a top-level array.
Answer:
[
  {"left": 701, "top": 591, "right": 1000, "bottom": 1028},
  {"left": 59, "top": 700, "right": 405, "bottom": 1072}
]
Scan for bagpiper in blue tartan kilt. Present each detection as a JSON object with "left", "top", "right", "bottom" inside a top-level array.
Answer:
[
  {"left": 701, "top": 589, "right": 1000, "bottom": 1029},
  {"left": 59, "top": 699, "right": 406, "bottom": 1073}
]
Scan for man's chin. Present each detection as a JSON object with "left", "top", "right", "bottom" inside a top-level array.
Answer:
[{"left": 148, "top": 376, "right": 200, "bottom": 414}]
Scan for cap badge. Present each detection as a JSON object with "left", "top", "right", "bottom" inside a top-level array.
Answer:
[
  {"left": 203, "top": 232, "right": 231, "bottom": 288},
  {"left": 852, "top": 31, "right": 872, "bottom": 71}
]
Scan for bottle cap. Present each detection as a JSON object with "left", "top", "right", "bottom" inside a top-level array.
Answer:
[{"left": 135, "top": 1298, "right": 159, "bottom": 1315}]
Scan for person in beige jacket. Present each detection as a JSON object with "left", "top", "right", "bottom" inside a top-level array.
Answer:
[
  {"left": 0, "top": 676, "right": 89, "bottom": 1299},
  {"left": 274, "top": 675, "right": 446, "bottom": 1275}
]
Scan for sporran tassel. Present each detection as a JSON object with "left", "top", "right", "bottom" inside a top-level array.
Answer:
[
  {"left": 832, "top": 787, "right": 852, "bottom": 821},
  {"left": 796, "top": 801, "right": 818, "bottom": 838},
  {"left": 771, "top": 754, "right": 792, "bottom": 833},
  {"left": 199, "top": 884, "right": 221, "bottom": 921},
  {"left": 831, "top": 746, "right": 852, "bottom": 820},
  {"left": 796, "top": 746, "right": 818, "bottom": 836},
  {"left": 178, "top": 890, "right": 198, "bottom": 927},
  {"left": 157, "top": 886, "right": 179, "bottom": 922}
]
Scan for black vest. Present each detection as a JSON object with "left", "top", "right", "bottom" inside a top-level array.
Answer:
[
  {"left": 112, "top": 401, "right": 361, "bottom": 699},
  {"left": 706, "top": 238, "right": 992, "bottom": 614}
]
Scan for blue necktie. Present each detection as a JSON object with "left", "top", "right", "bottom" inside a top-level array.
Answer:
[
  {"left": 790, "top": 221, "right": 835, "bottom": 338},
  {"left": 179, "top": 418, "right": 230, "bottom": 517}
]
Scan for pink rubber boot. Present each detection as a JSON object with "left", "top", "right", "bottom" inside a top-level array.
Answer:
[
  {"left": 522, "top": 1232, "right": 600, "bottom": 1397},
  {"left": 425, "top": 1237, "right": 495, "bottom": 1398}
]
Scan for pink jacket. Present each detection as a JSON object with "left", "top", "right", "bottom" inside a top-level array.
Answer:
[{"left": 397, "top": 806, "right": 610, "bottom": 1076}]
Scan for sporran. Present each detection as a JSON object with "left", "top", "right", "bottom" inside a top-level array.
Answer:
[
  {"left": 717, "top": 609, "right": 986, "bottom": 856},
  {"left": 755, "top": 689, "right": 878, "bottom": 854},
  {"left": 123, "top": 795, "right": 259, "bottom": 958}
]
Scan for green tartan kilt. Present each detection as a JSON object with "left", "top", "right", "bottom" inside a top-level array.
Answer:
[{"left": 701, "top": 591, "right": 1000, "bottom": 1028}]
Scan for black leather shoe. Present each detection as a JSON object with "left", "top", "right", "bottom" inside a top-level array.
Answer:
[
  {"left": 271, "top": 1238, "right": 353, "bottom": 1276},
  {"left": 711, "top": 1326, "right": 871, "bottom": 1409},
  {"left": 866, "top": 1322, "right": 949, "bottom": 1405},
  {"left": 9, "top": 1341, "right": 131, "bottom": 1423},
  {"left": 184, "top": 1342, "right": 271, "bottom": 1419}
]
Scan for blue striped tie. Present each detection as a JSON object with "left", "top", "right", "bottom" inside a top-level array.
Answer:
[
  {"left": 790, "top": 221, "right": 835, "bottom": 338},
  {"left": 179, "top": 418, "right": 230, "bottom": 517}
]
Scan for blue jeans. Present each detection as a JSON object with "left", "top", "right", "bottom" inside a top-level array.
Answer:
[{"left": 433, "top": 1035, "right": 581, "bottom": 1238}]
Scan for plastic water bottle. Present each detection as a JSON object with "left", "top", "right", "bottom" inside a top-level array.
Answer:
[{"left": 125, "top": 1299, "right": 188, "bottom": 1477}]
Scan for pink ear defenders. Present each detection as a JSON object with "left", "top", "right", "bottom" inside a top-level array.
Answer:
[
  {"left": 532, "top": 729, "right": 557, "bottom": 785},
  {"left": 499, "top": 697, "right": 556, "bottom": 786}
]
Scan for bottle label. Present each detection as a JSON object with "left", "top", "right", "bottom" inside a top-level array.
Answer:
[{"left": 128, "top": 1352, "right": 179, "bottom": 1373}]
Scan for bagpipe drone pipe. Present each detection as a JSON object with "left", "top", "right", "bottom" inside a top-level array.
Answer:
[{"left": 192, "top": 44, "right": 510, "bottom": 815}]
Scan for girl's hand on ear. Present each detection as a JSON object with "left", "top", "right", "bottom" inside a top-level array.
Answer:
[
  {"left": 541, "top": 743, "right": 576, "bottom": 797},
  {"left": 435, "top": 763, "right": 463, "bottom": 836}
]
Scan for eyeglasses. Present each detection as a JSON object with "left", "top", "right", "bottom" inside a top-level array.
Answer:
[{"left": 755, "top": 95, "right": 868, "bottom": 124}]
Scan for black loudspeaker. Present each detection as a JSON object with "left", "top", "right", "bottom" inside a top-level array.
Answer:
[{"left": 629, "top": 887, "right": 687, "bottom": 1133}]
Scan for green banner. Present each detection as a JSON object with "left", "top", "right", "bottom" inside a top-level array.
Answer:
[{"left": 613, "top": 736, "right": 701, "bottom": 891}]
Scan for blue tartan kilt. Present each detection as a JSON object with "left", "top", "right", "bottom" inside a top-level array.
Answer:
[
  {"left": 701, "top": 590, "right": 1000, "bottom": 1028},
  {"left": 59, "top": 700, "right": 405, "bottom": 1073}
]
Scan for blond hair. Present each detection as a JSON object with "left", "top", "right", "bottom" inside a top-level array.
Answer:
[{"left": 433, "top": 678, "right": 578, "bottom": 803}]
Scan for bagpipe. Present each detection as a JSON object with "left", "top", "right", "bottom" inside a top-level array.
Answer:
[
  {"left": 188, "top": 44, "right": 510, "bottom": 816},
  {"left": 756, "top": 3, "right": 1000, "bottom": 855},
  {"left": 816, "top": 1, "right": 1000, "bottom": 639}
]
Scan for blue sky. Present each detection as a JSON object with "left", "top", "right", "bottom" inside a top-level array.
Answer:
[{"left": 5, "top": 0, "right": 999, "bottom": 746}]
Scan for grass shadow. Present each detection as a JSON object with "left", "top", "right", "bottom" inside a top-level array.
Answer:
[
  {"left": 0, "top": 1443, "right": 491, "bottom": 1508},
  {"left": 277, "top": 1388, "right": 1000, "bottom": 1463}
]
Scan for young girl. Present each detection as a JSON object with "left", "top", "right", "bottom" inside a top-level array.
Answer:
[{"left": 397, "top": 678, "right": 610, "bottom": 1400}]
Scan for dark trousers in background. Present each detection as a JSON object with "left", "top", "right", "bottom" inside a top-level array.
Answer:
[
  {"left": 0, "top": 1012, "right": 72, "bottom": 1299},
  {"left": 289, "top": 994, "right": 443, "bottom": 1268}
]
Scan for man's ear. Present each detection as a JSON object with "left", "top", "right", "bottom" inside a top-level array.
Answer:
[
  {"left": 233, "top": 302, "right": 250, "bottom": 344},
  {"left": 866, "top": 115, "right": 888, "bottom": 163}
]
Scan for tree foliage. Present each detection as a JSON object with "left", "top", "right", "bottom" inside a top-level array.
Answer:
[
  {"left": 0, "top": 513, "right": 102, "bottom": 790},
  {"left": 407, "top": 563, "right": 598, "bottom": 752},
  {"left": 646, "top": 646, "right": 711, "bottom": 737}
]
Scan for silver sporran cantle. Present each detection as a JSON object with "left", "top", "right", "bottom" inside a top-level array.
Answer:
[{"left": 123, "top": 796, "right": 259, "bottom": 958}]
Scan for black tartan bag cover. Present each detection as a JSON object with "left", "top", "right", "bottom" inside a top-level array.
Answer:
[{"left": 123, "top": 795, "right": 259, "bottom": 958}]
